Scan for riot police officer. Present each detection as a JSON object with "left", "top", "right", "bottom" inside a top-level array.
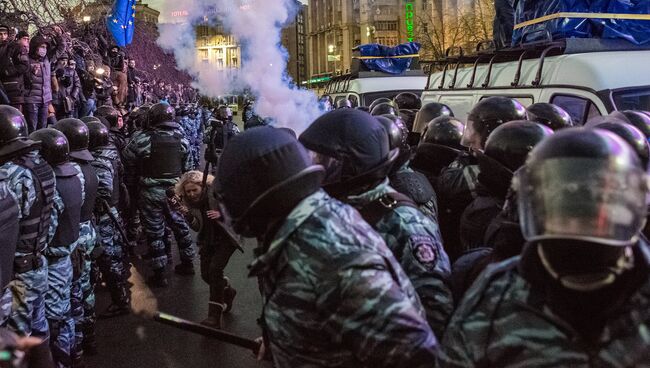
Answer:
[
  {"left": 0, "top": 106, "right": 56, "bottom": 345},
  {"left": 216, "top": 126, "right": 438, "bottom": 367},
  {"left": 122, "top": 102, "right": 195, "bottom": 287},
  {"left": 0, "top": 161, "right": 19, "bottom": 328},
  {"left": 85, "top": 121, "right": 131, "bottom": 319},
  {"left": 441, "top": 128, "right": 650, "bottom": 367},
  {"left": 300, "top": 109, "right": 453, "bottom": 337},
  {"left": 376, "top": 115, "right": 438, "bottom": 223},
  {"left": 53, "top": 117, "right": 100, "bottom": 357},
  {"left": 411, "top": 116, "right": 465, "bottom": 188},
  {"left": 94, "top": 106, "right": 126, "bottom": 155},
  {"left": 29, "top": 128, "right": 84, "bottom": 367},
  {"left": 437, "top": 96, "right": 527, "bottom": 261},
  {"left": 412, "top": 102, "right": 454, "bottom": 134}
]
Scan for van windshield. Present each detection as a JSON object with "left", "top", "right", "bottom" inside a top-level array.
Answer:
[
  {"left": 613, "top": 88, "right": 650, "bottom": 111},
  {"left": 363, "top": 90, "right": 422, "bottom": 107}
]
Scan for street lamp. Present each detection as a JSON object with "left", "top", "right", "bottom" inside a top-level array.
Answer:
[
  {"left": 328, "top": 44, "right": 335, "bottom": 53},
  {"left": 83, "top": 16, "right": 91, "bottom": 23}
]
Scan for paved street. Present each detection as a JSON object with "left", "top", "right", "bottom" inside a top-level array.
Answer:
[{"left": 87, "top": 237, "right": 271, "bottom": 368}]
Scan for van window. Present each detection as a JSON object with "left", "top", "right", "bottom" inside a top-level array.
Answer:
[
  {"left": 612, "top": 87, "right": 650, "bottom": 111},
  {"left": 551, "top": 94, "right": 601, "bottom": 126},
  {"left": 363, "top": 91, "right": 422, "bottom": 107}
]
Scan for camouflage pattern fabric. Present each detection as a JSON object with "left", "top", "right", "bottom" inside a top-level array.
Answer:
[
  {"left": 0, "top": 288, "right": 12, "bottom": 326},
  {"left": 122, "top": 127, "right": 194, "bottom": 271},
  {"left": 440, "top": 243, "right": 650, "bottom": 367},
  {"left": 91, "top": 149, "right": 129, "bottom": 304},
  {"left": 68, "top": 162, "right": 86, "bottom": 355},
  {"left": 76, "top": 221, "right": 97, "bottom": 328},
  {"left": 139, "top": 186, "right": 195, "bottom": 270},
  {"left": 346, "top": 180, "right": 453, "bottom": 338},
  {"left": 0, "top": 156, "right": 54, "bottom": 337},
  {"left": 249, "top": 190, "right": 438, "bottom": 368}
]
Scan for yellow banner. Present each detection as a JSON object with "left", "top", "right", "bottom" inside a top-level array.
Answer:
[{"left": 514, "top": 12, "right": 650, "bottom": 30}]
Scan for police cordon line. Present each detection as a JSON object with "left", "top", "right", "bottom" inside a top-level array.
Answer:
[{"left": 1, "top": 91, "right": 650, "bottom": 367}]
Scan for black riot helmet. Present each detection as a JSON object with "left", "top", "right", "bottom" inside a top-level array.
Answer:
[
  {"left": 378, "top": 114, "right": 411, "bottom": 172},
  {"left": 515, "top": 128, "right": 647, "bottom": 248},
  {"left": 95, "top": 105, "right": 120, "bottom": 128},
  {"left": 87, "top": 121, "right": 110, "bottom": 150},
  {"left": 526, "top": 103, "right": 574, "bottom": 131},
  {"left": 368, "top": 97, "right": 394, "bottom": 112},
  {"left": 215, "top": 126, "right": 324, "bottom": 237},
  {"left": 398, "top": 109, "right": 417, "bottom": 132},
  {"left": 376, "top": 115, "right": 407, "bottom": 151},
  {"left": 613, "top": 110, "right": 650, "bottom": 139},
  {"left": 217, "top": 105, "right": 233, "bottom": 121},
  {"left": 463, "top": 97, "right": 528, "bottom": 150},
  {"left": 80, "top": 116, "right": 101, "bottom": 125},
  {"left": 300, "top": 109, "right": 398, "bottom": 197},
  {"left": 0, "top": 105, "right": 39, "bottom": 159},
  {"left": 335, "top": 99, "right": 353, "bottom": 109},
  {"left": 54, "top": 118, "right": 94, "bottom": 161},
  {"left": 393, "top": 92, "right": 422, "bottom": 110},
  {"left": 29, "top": 128, "right": 70, "bottom": 166},
  {"left": 476, "top": 121, "right": 553, "bottom": 199},
  {"left": 130, "top": 105, "right": 151, "bottom": 130},
  {"left": 483, "top": 121, "right": 554, "bottom": 172},
  {"left": 413, "top": 102, "right": 454, "bottom": 133},
  {"left": 370, "top": 102, "right": 398, "bottom": 117},
  {"left": 588, "top": 120, "right": 650, "bottom": 171},
  {"left": 149, "top": 102, "right": 176, "bottom": 127},
  {"left": 421, "top": 116, "right": 465, "bottom": 150}
]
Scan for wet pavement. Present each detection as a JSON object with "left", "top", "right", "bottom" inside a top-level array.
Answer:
[{"left": 87, "top": 237, "right": 271, "bottom": 368}]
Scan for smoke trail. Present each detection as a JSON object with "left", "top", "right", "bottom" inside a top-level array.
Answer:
[{"left": 157, "top": 0, "right": 322, "bottom": 134}]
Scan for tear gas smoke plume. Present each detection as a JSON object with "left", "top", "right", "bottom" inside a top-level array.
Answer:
[{"left": 157, "top": 0, "right": 323, "bottom": 134}]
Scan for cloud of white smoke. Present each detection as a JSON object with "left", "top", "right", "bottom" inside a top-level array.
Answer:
[{"left": 157, "top": 0, "right": 322, "bottom": 134}]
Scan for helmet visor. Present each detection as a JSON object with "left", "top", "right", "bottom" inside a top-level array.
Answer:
[{"left": 517, "top": 158, "right": 648, "bottom": 246}]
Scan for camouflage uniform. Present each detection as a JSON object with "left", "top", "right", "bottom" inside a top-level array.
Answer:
[
  {"left": 1, "top": 152, "right": 57, "bottom": 338},
  {"left": 177, "top": 116, "right": 195, "bottom": 169},
  {"left": 249, "top": 190, "right": 438, "bottom": 367},
  {"left": 45, "top": 165, "right": 84, "bottom": 368},
  {"left": 191, "top": 115, "right": 203, "bottom": 170},
  {"left": 122, "top": 125, "right": 195, "bottom": 271},
  {"left": 345, "top": 180, "right": 453, "bottom": 338},
  {"left": 440, "top": 242, "right": 650, "bottom": 368},
  {"left": 91, "top": 148, "right": 129, "bottom": 305},
  {"left": 0, "top": 175, "right": 19, "bottom": 326},
  {"left": 68, "top": 162, "right": 87, "bottom": 359}
]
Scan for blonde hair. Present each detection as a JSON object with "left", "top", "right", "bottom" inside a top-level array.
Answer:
[{"left": 175, "top": 170, "right": 214, "bottom": 198}]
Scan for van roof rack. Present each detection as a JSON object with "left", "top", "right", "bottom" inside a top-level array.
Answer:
[{"left": 421, "top": 37, "right": 650, "bottom": 91}]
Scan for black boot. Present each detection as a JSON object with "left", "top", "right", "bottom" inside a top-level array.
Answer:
[
  {"left": 201, "top": 302, "right": 224, "bottom": 329},
  {"left": 147, "top": 268, "right": 168, "bottom": 288},
  {"left": 224, "top": 286, "right": 237, "bottom": 313},
  {"left": 174, "top": 261, "right": 195, "bottom": 276}
]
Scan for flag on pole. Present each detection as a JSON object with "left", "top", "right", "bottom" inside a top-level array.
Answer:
[{"left": 107, "top": 0, "right": 137, "bottom": 47}]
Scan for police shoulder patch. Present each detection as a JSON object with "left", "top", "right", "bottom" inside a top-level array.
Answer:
[{"left": 409, "top": 235, "right": 438, "bottom": 268}]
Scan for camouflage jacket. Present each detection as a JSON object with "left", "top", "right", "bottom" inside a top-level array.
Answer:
[
  {"left": 249, "top": 189, "right": 438, "bottom": 368},
  {"left": 440, "top": 242, "right": 650, "bottom": 368},
  {"left": 91, "top": 148, "right": 118, "bottom": 205},
  {"left": 0, "top": 152, "right": 60, "bottom": 256},
  {"left": 121, "top": 126, "right": 191, "bottom": 188},
  {"left": 346, "top": 180, "right": 453, "bottom": 338}
]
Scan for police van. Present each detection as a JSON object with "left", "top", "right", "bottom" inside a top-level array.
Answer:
[
  {"left": 323, "top": 64, "right": 427, "bottom": 108},
  {"left": 417, "top": 38, "right": 650, "bottom": 132}
]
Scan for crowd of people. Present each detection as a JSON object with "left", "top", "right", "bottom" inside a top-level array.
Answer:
[{"left": 1, "top": 21, "right": 650, "bottom": 368}]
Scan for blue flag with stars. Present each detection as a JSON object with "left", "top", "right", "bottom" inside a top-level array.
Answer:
[{"left": 107, "top": 0, "right": 136, "bottom": 47}]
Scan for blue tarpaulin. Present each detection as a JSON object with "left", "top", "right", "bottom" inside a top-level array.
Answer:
[
  {"left": 107, "top": 0, "right": 137, "bottom": 47},
  {"left": 512, "top": 0, "right": 650, "bottom": 46},
  {"left": 356, "top": 42, "right": 421, "bottom": 75}
]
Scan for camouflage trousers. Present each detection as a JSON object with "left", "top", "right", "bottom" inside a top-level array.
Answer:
[
  {"left": 45, "top": 255, "right": 75, "bottom": 368},
  {"left": 0, "top": 287, "right": 11, "bottom": 326},
  {"left": 140, "top": 186, "right": 195, "bottom": 271},
  {"left": 77, "top": 221, "right": 96, "bottom": 328},
  {"left": 191, "top": 143, "right": 202, "bottom": 171},
  {"left": 97, "top": 207, "right": 129, "bottom": 305},
  {"left": 7, "top": 256, "right": 49, "bottom": 338}
]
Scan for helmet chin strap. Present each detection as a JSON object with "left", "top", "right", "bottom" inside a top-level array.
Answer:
[{"left": 537, "top": 245, "right": 635, "bottom": 292}]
